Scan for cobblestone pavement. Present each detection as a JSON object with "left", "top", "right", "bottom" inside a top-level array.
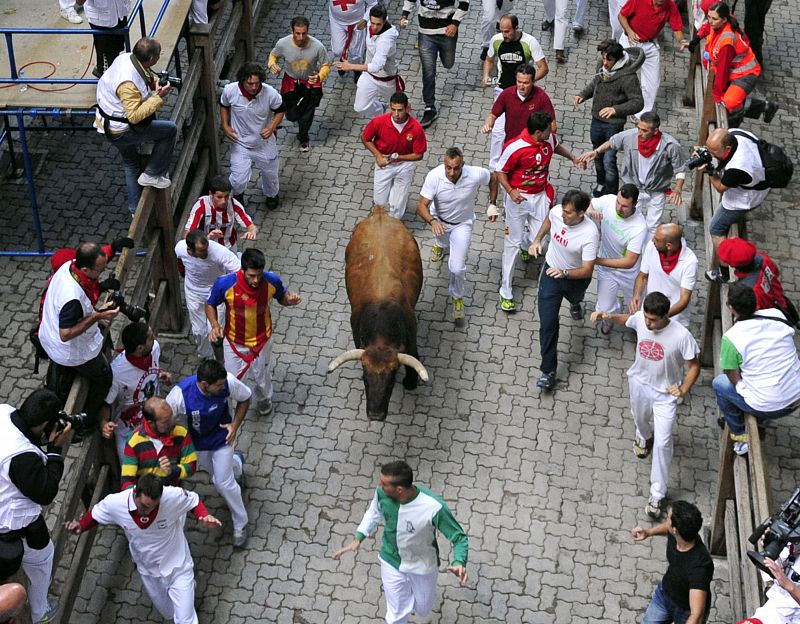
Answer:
[{"left": 2, "top": 0, "right": 800, "bottom": 622}]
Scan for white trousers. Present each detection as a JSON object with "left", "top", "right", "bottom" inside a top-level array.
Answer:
[
  {"left": 595, "top": 265, "right": 638, "bottom": 313},
  {"left": 489, "top": 87, "right": 506, "bottom": 169},
  {"left": 544, "top": 0, "right": 569, "bottom": 49},
  {"left": 22, "top": 540, "right": 54, "bottom": 622},
  {"left": 59, "top": 0, "right": 76, "bottom": 9},
  {"left": 185, "top": 287, "right": 214, "bottom": 360},
  {"left": 629, "top": 376, "right": 678, "bottom": 501},
  {"left": 609, "top": 0, "right": 625, "bottom": 40},
  {"left": 139, "top": 565, "right": 198, "bottom": 624},
  {"left": 619, "top": 35, "right": 660, "bottom": 116},
  {"left": 374, "top": 161, "right": 417, "bottom": 219},
  {"left": 355, "top": 73, "right": 395, "bottom": 117},
  {"left": 229, "top": 142, "right": 280, "bottom": 198},
  {"left": 480, "top": 0, "right": 515, "bottom": 48},
  {"left": 637, "top": 189, "right": 666, "bottom": 237},
  {"left": 188, "top": 0, "right": 207, "bottom": 25},
  {"left": 380, "top": 558, "right": 439, "bottom": 624},
  {"left": 224, "top": 339, "right": 273, "bottom": 401},
  {"left": 330, "top": 18, "right": 367, "bottom": 64},
  {"left": 197, "top": 445, "right": 247, "bottom": 532},
  {"left": 500, "top": 192, "right": 549, "bottom": 300},
  {"left": 434, "top": 220, "right": 474, "bottom": 300}
]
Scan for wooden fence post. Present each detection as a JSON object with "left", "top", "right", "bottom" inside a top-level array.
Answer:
[
  {"left": 690, "top": 73, "right": 717, "bottom": 220},
  {"left": 189, "top": 23, "right": 221, "bottom": 177},
  {"left": 235, "top": 0, "right": 255, "bottom": 62},
  {"left": 153, "top": 188, "right": 183, "bottom": 331}
]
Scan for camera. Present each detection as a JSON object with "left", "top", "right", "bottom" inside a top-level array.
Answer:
[
  {"left": 157, "top": 71, "right": 182, "bottom": 89},
  {"left": 53, "top": 410, "right": 91, "bottom": 435},
  {"left": 109, "top": 291, "right": 149, "bottom": 323},
  {"left": 747, "top": 486, "right": 800, "bottom": 576},
  {"left": 686, "top": 147, "right": 714, "bottom": 170}
]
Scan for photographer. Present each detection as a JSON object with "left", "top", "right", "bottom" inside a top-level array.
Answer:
[
  {"left": 738, "top": 554, "right": 800, "bottom": 623},
  {"left": 700, "top": 127, "right": 770, "bottom": 282},
  {"left": 39, "top": 242, "right": 118, "bottom": 430},
  {"left": 0, "top": 389, "right": 72, "bottom": 624},
  {"left": 95, "top": 36, "right": 178, "bottom": 216}
]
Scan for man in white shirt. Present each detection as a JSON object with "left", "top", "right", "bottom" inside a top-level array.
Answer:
[
  {"left": 328, "top": 0, "right": 376, "bottom": 81},
  {"left": 588, "top": 184, "right": 649, "bottom": 335},
  {"left": 714, "top": 283, "right": 800, "bottom": 455},
  {"left": 592, "top": 291, "right": 700, "bottom": 518},
  {"left": 530, "top": 190, "right": 599, "bottom": 390},
  {"left": 174, "top": 230, "right": 240, "bottom": 359},
  {"left": 415, "top": 148, "right": 497, "bottom": 321},
  {"left": 65, "top": 474, "right": 221, "bottom": 624},
  {"left": 630, "top": 223, "right": 698, "bottom": 328},
  {"left": 220, "top": 63, "right": 285, "bottom": 211}
]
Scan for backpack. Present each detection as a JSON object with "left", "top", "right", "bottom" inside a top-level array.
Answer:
[{"left": 731, "top": 130, "right": 794, "bottom": 190}]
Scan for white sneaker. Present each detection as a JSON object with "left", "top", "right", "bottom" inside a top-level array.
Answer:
[
  {"left": 137, "top": 172, "right": 171, "bottom": 189},
  {"left": 60, "top": 7, "right": 83, "bottom": 23},
  {"left": 257, "top": 398, "right": 273, "bottom": 415},
  {"left": 34, "top": 598, "right": 59, "bottom": 623},
  {"left": 734, "top": 441, "right": 750, "bottom": 455}
]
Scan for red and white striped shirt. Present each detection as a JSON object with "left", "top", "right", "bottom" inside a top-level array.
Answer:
[{"left": 184, "top": 196, "right": 253, "bottom": 252}]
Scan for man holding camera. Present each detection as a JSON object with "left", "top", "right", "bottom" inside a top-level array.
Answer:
[
  {"left": 95, "top": 37, "right": 178, "bottom": 216},
  {"left": 0, "top": 389, "right": 71, "bottom": 624},
  {"left": 39, "top": 242, "right": 118, "bottom": 430},
  {"left": 701, "top": 127, "right": 770, "bottom": 283}
]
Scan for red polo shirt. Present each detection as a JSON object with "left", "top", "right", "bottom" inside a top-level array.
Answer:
[
  {"left": 491, "top": 85, "right": 556, "bottom": 145},
  {"left": 362, "top": 114, "right": 428, "bottom": 156},
  {"left": 620, "top": 0, "right": 683, "bottom": 41}
]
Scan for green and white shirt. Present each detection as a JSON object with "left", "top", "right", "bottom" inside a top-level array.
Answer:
[{"left": 355, "top": 486, "right": 468, "bottom": 575}]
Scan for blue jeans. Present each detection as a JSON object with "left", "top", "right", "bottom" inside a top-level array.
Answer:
[
  {"left": 589, "top": 118, "right": 623, "bottom": 194},
  {"left": 418, "top": 33, "right": 457, "bottom": 108},
  {"left": 643, "top": 583, "right": 696, "bottom": 624},
  {"left": 712, "top": 373, "right": 798, "bottom": 435},
  {"left": 107, "top": 119, "right": 177, "bottom": 214},
  {"left": 538, "top": 264, "right": 591, "bottom": 375}
]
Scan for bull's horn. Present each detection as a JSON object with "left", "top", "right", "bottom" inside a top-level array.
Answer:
[
  {"left": 327, "top": 349, "right": 365, "bottom": 372},
  {"left": 397, "top": 354, "right": 430, "bottom": 382}
]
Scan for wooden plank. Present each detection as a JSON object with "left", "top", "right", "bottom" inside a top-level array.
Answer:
[
  {"left": 189, "top": 23, "right": 222, "bottom": 177},
  {"left": 153, "top": 188, "right": 183, "bottom": 330},
  {"left": 734, "top": 457, "right": 761, "bottom": 615},
  {"left": 711, "top": 427, "right": 735, "bottom": 553},
  {"left": 170, "top": 106, "right": 207, "bottom": 210},
  {"left": 746, "top": 414, "right": 773, "bottom": 532},
  {"left": 725, "top": 500, "right": 745, "bottom": 621}
]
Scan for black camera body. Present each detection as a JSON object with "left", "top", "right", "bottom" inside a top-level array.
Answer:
[
  {"left": 54, "top": 410, "right": 91, "bottom": 435},
  {"left": 686, "top": 147, "right": 714, "bottom": 170},
  {"left": 109, "top": 291, "right": 149, "bottom": 323},
  {"left": 157, "top": 71, "right": 182, "bottom": 89},
  {"left": 747, "top": 486, "right": 800, "bottom": 576}
]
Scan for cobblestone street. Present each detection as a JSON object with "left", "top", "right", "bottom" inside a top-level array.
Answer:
[{"left": 2, "top": 0, "right": 800, "bottom": 621}]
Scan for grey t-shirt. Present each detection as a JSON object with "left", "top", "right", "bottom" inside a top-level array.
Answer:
[{"left": 270, "top": 35, "right": 330, "bottom": 82}]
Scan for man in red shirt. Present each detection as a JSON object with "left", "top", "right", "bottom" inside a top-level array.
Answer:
[
  {"left": 481, "top": 64, "right": 556, "bottom": 210},
  {"left": 495, "top": 111, "right": 581, "bottom": 312},
  {"left": 361, "top": 92, "right": 428, "bottom": 219},
  {"left": 618, "top": 0, "right": 686, "bottom": 118}
]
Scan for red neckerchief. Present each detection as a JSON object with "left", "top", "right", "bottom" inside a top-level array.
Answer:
[
  {"left": 125, "top": 352, "right": 153, "bottom": 371},
  {"left": 659, "top": 248, "right": 681, "bottom": 275},
  {"left": 129, "top": 503, "right": 160, "bottom": 529},
  {"left": 638, "top": 129, "right": 662, "bottom": 158},
  {"left": 69, "top": 261, "right": 101, "bottom": 304},
  {"left": 239, "top": 82, "right": 261, "bottom": 101},
  {"left": 235, "top": 270, "right": 260, "bottom": 306},
  {"left": 143, "top": 419, "right": 175, "bottom": 447}
]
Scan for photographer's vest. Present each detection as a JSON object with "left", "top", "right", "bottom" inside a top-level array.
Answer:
[
  {"left": 721, "top": 131, "right": 768, "bottom": 212},
  {"left": 38, "top": 262, "right": 104, "bottom": 366},
  {"left": 0, "top": 406, "right": 46, "bottom": 532},
  {"left": 707, "top": 23, "right": 760, "bottom": 81},
  {"left": 95, "top": 53, "right": 152, "bottom": 134}
]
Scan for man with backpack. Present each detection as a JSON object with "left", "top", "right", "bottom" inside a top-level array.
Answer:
[{"left": 702, "top": 127, "right": 792, "bottom": 282}]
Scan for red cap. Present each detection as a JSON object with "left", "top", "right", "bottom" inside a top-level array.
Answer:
[
  {"left": 718, "top": 237, "right": 757, "bottom": 268},
  {"left": 701, "top": 0, "right": 715, "bottom": 13}
]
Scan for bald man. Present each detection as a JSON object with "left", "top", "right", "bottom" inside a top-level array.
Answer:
[
  {"left": 630, "top": 223, "right": 698, "bottom": 328},
  {"left": 701, "top": 128, "right": 769, "bottom": 283},
  {"left": 0, "top": 583, "right": 26, "bottom": 624}
]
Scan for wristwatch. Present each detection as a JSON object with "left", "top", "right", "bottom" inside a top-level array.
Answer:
[
  {"left": 389, "top": 152, "right": 399, "bottom": 162},
  {"left": 562, "top": 269, "right": 570, "bottom": 279}
]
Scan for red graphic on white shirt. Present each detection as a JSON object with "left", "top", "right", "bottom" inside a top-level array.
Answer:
[
  {"left": 332, "top": 0, "right": 357, "bottom": 9},
  {"left": 638, "top": 340, "right": 665, "bottom": 361}
]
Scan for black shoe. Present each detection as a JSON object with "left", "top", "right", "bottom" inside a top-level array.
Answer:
[
  {"left": 705, "top": 267, "right": 729, "bottom": 283},
  {"left": 764, "top": 100, "right": 779, "bottom": 123},
  {"left": 592, "top": 184, "right": 605, "bottom": 198},
  {"left": 420, "top": 107, "right": 439, "bottom": 128},
  {"left": 480, "top": 47, "right": 488, "bottom": 61},
  {"left": 570, "top": 303, "right": 584, "bottom": 320},
  {"left": 536, "top": 372, "right": 556, "bottom": 391},
  {"left": 541, "top": 19, "right": 554, "bottom": 32},
  {"left": 265, "top": 195, "right": 280, "bottom": 211},
  {"left": 91, "top": 66, "right": 103, "bottom": 79}
]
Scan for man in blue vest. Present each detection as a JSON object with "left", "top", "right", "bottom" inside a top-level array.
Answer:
[{"left": 166, "top": 359, "right": 251, "bottom": 548}]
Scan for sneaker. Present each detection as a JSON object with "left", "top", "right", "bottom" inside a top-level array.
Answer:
[
  {"left": 705, "top": 268, "right": 729, "bottom": 283},
  {"left": 519, "top": 249, "right": 530, "bottom": 263},
  {"left": 600, "top": 320, "right": 613, "bottom": 335},
  {"left": 645, "top": 497, "right": 663, "bottom": 519},
  {"left": 633, "top": 435, "right": 654, "bottom": 459},
  {"left": 420, "top": 107, "right": 439, "bottom": 129},
  {"left": 536, "top": 372, "right": 556, "bottom": 391},
  {"left": 570, "top": 302, "right": 583, "bottom": 320},
  {"left": 265, "top": 194, "right": 280, "bottom": 211},
  {"left": 555, "top": 49, "right": 567, "bottom": 64},
  {"left": 763, "top": 100, "right": 779, "bottom": 123},
  {"left": 34, "top": 598, "right": 59, "bottom": 623},
  {"left": 299, "top": 142, "right": 310, "bottom": 152},
  {"left": 500, "top": 297, "right": 516, "bottom": 313},
  {"left": 234, "top": 450, "right": 246, "bottom": 489},
  {"left": 541, "top": 19, "right": 554, "bottom": 31},
  {"left": 430, "top": 243, "right": 444, "bottom": 262},
  {"left": 258, "top": 398, "right": 273, "bottom": 415},
  {"left": 571, "top": 22, "right": 584, "bottom": 34},
  {"left": 452, "top": 298, "right": 465, "bottom": 320},
  {"left": 137, "top": 172, "right": 171, "bottom": 189},
  {"left": 734, "top": 441, "right": 750, "bottom": 456},
  {"left": 60, "top": 7, "right": 83, "bottom": 23},
  {"left": 592, "top": 184, "right": 605, "bottom": 198},
  {"left": 233, "top": 528, "right": 248, "bottom": 549}
]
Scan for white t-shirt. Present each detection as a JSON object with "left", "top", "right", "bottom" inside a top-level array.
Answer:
[
  {"left": 594, "top": 194, "right": 649, "bottom": 277},
  {"left": 105, "top": 341, "right": 163, "bottom": 432},
  {"left": 219, "top": 82, "right": 283, "bottom": 154},
  {"left": 174, "top": 239, "right": 240, "bottom": 297},
  {"left": 625, "top": 311, "right": 699, "bottom": 391},
  {"left": 639, "top": 240, "right": 698, "bottom": 328},
  {"left": 544, "top": 205, "right": 599, "bottom": 270},
  {"left": 420, "top": 164, "right": 491, "bottom": 224}
]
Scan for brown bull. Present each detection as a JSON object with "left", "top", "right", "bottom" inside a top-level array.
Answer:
[{"left": 328, "top": 206, "right": 429, "bottom": 420}]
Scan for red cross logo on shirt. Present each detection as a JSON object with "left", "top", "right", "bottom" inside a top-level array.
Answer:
[{"left": 332, "top": 0, "right": 357, "bottom": 10}]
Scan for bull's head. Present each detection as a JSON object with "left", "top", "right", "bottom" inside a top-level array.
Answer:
[{"left": 328, "top": 346, "right": 429, "bottom": 421}]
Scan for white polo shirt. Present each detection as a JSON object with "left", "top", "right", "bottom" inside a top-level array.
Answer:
[
  {"left": 594, "top": 194, "right": 649, "bottom": 276},
  {"left": 639, "top": 240, "right": 698, "bottom": 328},
  {"left": 544, "top": 205, "right": 599, "bottom": 271},
  {"left": 420, "top": 164, "right": 491, "bottom": 224},
  {"left": 174, "top": 239, "right": 240, "bottom": 297},
  {"left": 220, "top": 82, "right": 284, "bottom": 154}
]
